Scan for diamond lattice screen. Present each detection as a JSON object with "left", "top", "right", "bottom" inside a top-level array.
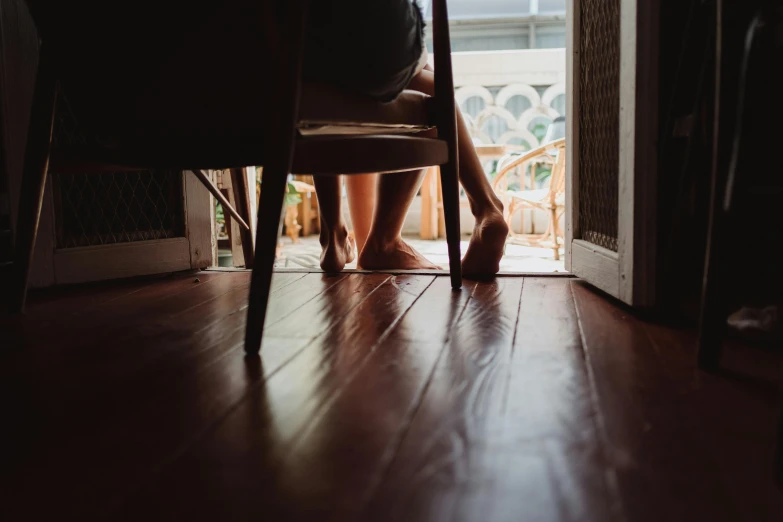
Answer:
[
  {"left": 578, "top": 0, "right": 620, "bottom": 251},
  {"left": 54, "top": 170, "right": 184, "bottom": 249},
  {"left": 52, "top": 91, "right": 185, "bottom": 249}
]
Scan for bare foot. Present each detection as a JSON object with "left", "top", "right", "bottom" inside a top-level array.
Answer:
[
  {"left": 359, "top": 237, "right": 440, "bottom": 270},
  {"left": 320, "top": 226, "right": 355, "bottom": 273},
  {"left": 462, "top": 209, "right": 509, "bottom": 278}
]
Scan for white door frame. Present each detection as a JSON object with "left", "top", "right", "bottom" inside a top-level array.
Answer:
[{"left": 566, "top": 0, "right": 658, "bottom": 307}]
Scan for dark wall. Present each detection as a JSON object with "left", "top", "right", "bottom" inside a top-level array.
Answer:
[
  {"left": 655, "top": 0, "right": 779, "bottom": 322},
  {"left": 655, "top": 0, "right": 717, "bottom": 321},
  {"left": 0, "top": 0, "right": 39, "bottom": 262}
]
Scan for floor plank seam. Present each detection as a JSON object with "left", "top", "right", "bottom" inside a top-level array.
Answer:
[
  {"left": 503, "top": 277, "right": 526, "bottom": 414},
  {"left": 356, "top": 280, "right": 481, "bottom": 518},
  {"left": 269, "top": 271, "right": 309, "bottom": 293},
  {"left": 25, "top": 272, "right": 221, "bottom": 330},
  {"left": 184, "top": 279, "right": 278, "bottom": 336},
  {"left": 99, "top": 275, "right": 337, "bottom": 517},
  {"left": 141, "top": 275, "right": 350, "bottom": 402},
  {"left": 243, "top": 276, "right": 412, "bottom": 469},
  {"left": 16, "top": 276, "right": 239, "bottom": 376},
  {"left": 76, "top": 276, "right": 256, "bottom": 376},
  {"left": 167, "top": 274, "right": 343, "bottom": 384},
  {"left": 288, "top": 275, "right": 436, "bottom": 455},
  {"left": 166, "top": 277, "right": 255, "bottom": 320},
  {"left": 87, "top": 274, "right": 229, "bottom": 325},
  {"left": 570, "top": 280, "right": 628, "bottom": 522},
  {"left": 199, "top": 277, "right": 404, "bottom": 455},
  {"left": 41, "top": 275, "right": 300, "bottom": 461},
  {"left": 112, "top": 275, "right": 401, "bottom": 515},
  {"left": 234, "top": 273, "right": 350, "bottom": 323},
  {"left": 91, "top": 279, "right": 167, "bottom": 307},
  {"left": 115, "top": 272, "right": 224, "bottom": 312}
]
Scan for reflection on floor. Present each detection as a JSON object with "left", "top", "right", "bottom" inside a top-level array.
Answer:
[
  {"left": 2, "top": 271, "right": 781, "bottom": 521},
  {"left": 274, "top": 235, "right": 567, "bottom": 273}
]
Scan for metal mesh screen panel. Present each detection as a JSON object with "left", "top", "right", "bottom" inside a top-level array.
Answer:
[
  {"left": 54, "top": 170, "right": 184, "bottom": 249},
  {"left": 578, "top": 0, "right": 620, "bottom": 251},
  {"left": 51, "top": 89, "right": 185, "bottom": 249}
]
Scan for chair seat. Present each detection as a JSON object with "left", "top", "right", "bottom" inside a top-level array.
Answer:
[
  {"left": 297, "top": 85, "right": 434, "bottom": 136},
  {"left": 507, "top": 188, "right": 565, "bottom": 208},
  {"left": 293, "top": 135, "right": 447, "bottom": 175}
]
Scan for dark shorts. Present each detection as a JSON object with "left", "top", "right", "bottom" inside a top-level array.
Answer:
[{"left": 303, "top": 0, "right": 426, "bottom": 102}]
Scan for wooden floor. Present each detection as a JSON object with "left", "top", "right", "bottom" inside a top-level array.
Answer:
[{"left": 1, "top": 270, "right": 782, "bottom": 521}]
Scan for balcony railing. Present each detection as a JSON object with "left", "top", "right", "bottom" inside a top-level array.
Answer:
[
  {"left": 407, "top": 49, "right": 567, "bottom": 238},
  {"left": 447, "top": 49, "right": 566, "bottom": 149}
]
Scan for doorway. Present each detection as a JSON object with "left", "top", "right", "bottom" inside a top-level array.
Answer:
[
  {"left": 219, "top": 0, "right": 659, "bottom": 307},
  {"left": 268, "top": 0, "right": 571, "bottom": 274}
]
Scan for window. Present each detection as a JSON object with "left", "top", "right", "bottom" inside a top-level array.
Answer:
[
  {"left": 422, "top": 0, "right": 531, "bottom": 19},
  {"left": 534, "top": 27, "right": 566, "bottom": 48},
  {"left": 536, "top": 0, "right": 567, "bottom": 14},
  {"left": 449, "top": 33, "right": 530, "bottom": 52},
  {"left": 425, "top": 23, "right": 531, "bottom": 52},
  {"left": 422, "top": 1, "right": 566, "bottom": 52}
]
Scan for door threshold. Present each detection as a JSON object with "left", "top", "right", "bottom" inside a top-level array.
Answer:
[{"left": 206, "top": 267, "right": 573, "bottom": 277}]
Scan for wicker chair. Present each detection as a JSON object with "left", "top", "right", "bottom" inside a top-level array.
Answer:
[{"left": 492, "top": 137, "right": 566, "bottom": 260}]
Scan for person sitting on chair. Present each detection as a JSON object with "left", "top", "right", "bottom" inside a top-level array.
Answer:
[{"left": 305, "top": 0, "right": 509, "bottom": 276}]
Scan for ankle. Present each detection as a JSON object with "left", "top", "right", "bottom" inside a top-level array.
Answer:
[
  {"left": 319, "top": 222, "right": 349, "bottom": 249},
  {"left": 473, "top": 206, "right": 505, "bottom": 222},
  {"left": 363, "top": 234, "right": 400, "bottom": 256},
  {"left": 320, "top": 221, "right": 348, "bottom": 238},
  {"left": 469, "top": 197, "right": 504, "bottom": 220}
]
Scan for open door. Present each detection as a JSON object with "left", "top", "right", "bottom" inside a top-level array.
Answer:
[{"left": 565, "top": 0, "right": 658, "bottom": 307}]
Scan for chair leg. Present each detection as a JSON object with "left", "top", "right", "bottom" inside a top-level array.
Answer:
[
  {"left": 244, "top": 168, "right": 287, "bottom": 355},
  {"left": 192, "top": 169, "right": 250, "bottom": 231},
  {"left": 439, "top": 160, "right": 462, "bottom": 290},
  {"left": 10, "top": 50, "right": 57, "bottom": 314},
  {"left": 229, "top": 168, "right": 256, "bottom": 269}
]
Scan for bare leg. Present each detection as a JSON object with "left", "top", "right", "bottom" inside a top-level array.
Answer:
[
  {"left": 345, "top": 173, "right": 377, "bottom": 263},
  {"left": 358, "top": 168, "right": 439, "bottom": 270},
  {"left": 312, "top": 175, "right": 355, "bottom": 272},
  {"left": 407, "top": 67, "right": 508, "bottom": 276}
]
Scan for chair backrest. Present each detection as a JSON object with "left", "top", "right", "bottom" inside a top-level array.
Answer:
[{"left": 491, "top": 138, "right": 565, "bottom": 197}]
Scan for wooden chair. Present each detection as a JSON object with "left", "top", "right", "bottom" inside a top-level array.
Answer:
[
  {"left": 491, "top": 138, "right": 566, "bottom": 260},
  {"left": 11, "top": 0, "right": 462, "bottom": 354}
]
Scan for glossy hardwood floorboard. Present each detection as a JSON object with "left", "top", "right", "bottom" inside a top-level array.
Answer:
[{"left": 1, "top": 272, "right": 781, "bottom": 521}]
